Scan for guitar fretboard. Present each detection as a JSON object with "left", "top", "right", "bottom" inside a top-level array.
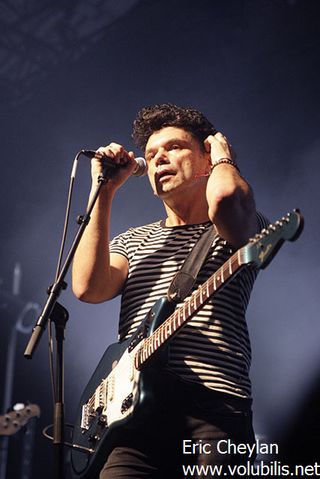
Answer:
[{"left": 135, "top": 246, "right": 247, "bottom": 370}]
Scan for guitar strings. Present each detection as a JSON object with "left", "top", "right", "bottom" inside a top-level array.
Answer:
[{"left": 136, "top": 247, "right": 246, "bottom": 367}]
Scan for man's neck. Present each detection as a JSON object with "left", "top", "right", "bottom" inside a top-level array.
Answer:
[{"left": 163, "top": 195, "right": 210, "bottom": 227}]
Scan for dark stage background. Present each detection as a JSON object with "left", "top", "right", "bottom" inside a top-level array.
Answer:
[{"left": 1, "top": 1, "right": 319, "bottom": 477}]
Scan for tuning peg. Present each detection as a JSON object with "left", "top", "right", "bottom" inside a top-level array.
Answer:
[{"left": 276, "top": 223, "right": 281, "bottom": 228}]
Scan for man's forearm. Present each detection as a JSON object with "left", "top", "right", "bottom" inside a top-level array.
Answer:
[
  {"left": 206, "top": 163, "right": 257, "bottom": 248},
  {"left": 72, "top": 142, "right": 136, "bottom": 303},
  {"left": 72, "top": 187, "right": 117, "bottom": 303}
]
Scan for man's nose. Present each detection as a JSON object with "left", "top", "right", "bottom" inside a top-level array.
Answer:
[{"left": 154, "top": 148, "right": 169, "bottom": 166}]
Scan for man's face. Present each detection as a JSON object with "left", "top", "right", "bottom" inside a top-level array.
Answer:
[{"left": 145, "top": 127, "right": 211, "bottom": 199}]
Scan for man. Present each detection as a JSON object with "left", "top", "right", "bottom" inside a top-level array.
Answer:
[{"left": 72, "top": 104, "right": 267, "bottom": 478}]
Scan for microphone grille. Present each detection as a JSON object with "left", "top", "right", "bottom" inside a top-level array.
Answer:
[{"left": 133, "top": 157, "right": 147, "bottom": 177}]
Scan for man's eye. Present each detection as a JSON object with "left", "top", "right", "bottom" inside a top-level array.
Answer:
[{"left": 170, "top": 144, "right": 180, "bottom": 150}]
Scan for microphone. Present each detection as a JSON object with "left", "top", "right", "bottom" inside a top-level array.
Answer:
[{"left": 81, "top": 150, "right": 147, "bottom": 177}]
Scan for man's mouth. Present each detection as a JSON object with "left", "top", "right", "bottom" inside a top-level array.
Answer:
[{"left": 156, "top": 169, "right": 176, "bottom": 182}]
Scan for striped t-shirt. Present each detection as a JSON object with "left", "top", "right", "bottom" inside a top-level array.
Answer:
[{"left": 109, "top": 213, "right": 268, "bottom": 398}]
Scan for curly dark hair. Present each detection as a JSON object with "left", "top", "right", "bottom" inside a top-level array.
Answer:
[{"left": 132, "top": 103, "right": 217, "bottom": 152}]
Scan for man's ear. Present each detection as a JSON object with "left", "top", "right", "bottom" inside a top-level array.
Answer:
[
  {"left": 203, "top": 152, "right": 212, "bottom": 175},
  {"left": 203, "top": 137, "right": 211, "bottom": 154}
]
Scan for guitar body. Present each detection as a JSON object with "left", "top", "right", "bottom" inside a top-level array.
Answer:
[{"left": 70, "top": 297, "right": 175, "bottom": 479}]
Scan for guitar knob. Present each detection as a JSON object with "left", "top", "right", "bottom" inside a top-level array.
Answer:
[
  {"left": 88, "top": 433, "right": 100, "bottom": 443},
  {"left": 98, "top": 416, "right": 107, "bottom": 426}
]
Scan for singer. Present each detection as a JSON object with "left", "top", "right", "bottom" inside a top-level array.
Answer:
[{"left": 72, "top": 104, "right": 268, "bottom": 478}]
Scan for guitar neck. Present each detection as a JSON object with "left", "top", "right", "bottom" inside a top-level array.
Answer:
[{"left": 135, "top": 246, "right": 248, "bottom": 369}]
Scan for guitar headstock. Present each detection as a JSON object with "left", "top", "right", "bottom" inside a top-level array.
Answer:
[
  {"left": 0, "top": 403, "right": 40, "bottom": 436},
  {"left": 245, "top": 209, "right": 304, "bottom": 269}
]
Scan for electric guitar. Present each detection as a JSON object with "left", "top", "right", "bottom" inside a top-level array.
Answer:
[
  {"left": 70, "top": 209, "right": 304, "bottom": 479},
  {"left": 0, "top": 404, "right": 40, "bottom": 436}
]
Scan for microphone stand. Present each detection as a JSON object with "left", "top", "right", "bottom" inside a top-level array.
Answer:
[{"left": 24, "top": 166, "right": 110, "bottom": 479}]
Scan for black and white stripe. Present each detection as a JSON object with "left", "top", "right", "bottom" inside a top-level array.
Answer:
[{"left": 110, "top": 215, "right": 268, "bottom": 398}]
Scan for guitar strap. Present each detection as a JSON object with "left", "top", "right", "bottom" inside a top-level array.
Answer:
[{"left": 167, "top": 224, "right": 217, "bottom": 303}]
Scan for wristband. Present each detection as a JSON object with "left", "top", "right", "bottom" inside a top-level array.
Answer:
[{"left": 210, "top": 158, "right": 240, "bottom": 173}]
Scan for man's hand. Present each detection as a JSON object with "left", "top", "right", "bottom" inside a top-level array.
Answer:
[
  {"left": 204, "top": 132, "right": 236, "bottom": 166},
  {"left": 91, "top": 142, "right": 136, "bottom": 191}
]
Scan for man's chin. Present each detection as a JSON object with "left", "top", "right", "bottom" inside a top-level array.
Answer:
[
  {"left": 154, "top": 183, "right": 179, "bottom": 199},
  {"left": 154, "top": 181, "right": 175, "bottom": 198}
]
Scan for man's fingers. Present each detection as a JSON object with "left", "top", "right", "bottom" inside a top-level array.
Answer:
[
  {"left": 204, "top": 132, "right": 236, "bottom": 161},
  {"left": 95, "top": 143, "right": 132, "bottom": 165}
]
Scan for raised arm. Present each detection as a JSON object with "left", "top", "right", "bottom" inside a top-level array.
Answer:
[
  {"left": 205, "top": 133, "right": 257, "bottom": 249},
  {"left": 72, "top": 143, "right": 136, "bottom": 303}
]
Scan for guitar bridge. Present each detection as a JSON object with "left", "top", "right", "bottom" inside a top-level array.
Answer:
[{"left": 80, "top": 404, "right": 90, "bottom": 430}]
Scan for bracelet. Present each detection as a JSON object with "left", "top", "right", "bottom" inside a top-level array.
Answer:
[{"left": 211, "top": 158, "right": 240, "bottom": 173}]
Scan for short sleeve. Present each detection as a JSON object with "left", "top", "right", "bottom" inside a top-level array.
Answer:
[{"left": 109, "top": 230, "right": 130, "bottom": 260}]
